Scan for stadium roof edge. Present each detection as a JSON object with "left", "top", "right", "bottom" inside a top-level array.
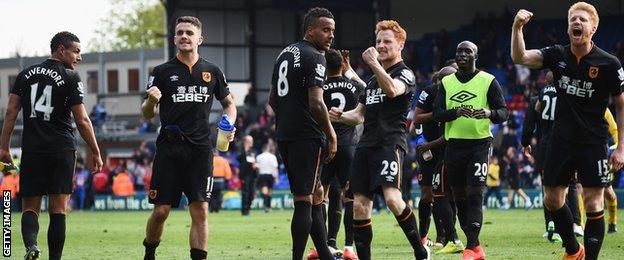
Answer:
[{"left": 0, "top": 48, "right": 165, "bottom": 69}]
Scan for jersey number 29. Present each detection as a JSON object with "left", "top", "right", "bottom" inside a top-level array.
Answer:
[{"left": 29, "top": 83, "right": 54, "bottom": 121}]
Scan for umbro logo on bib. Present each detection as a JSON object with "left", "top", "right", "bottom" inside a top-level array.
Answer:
[{"left": 450, "top": 90, "right": 477, "bottom": 103}]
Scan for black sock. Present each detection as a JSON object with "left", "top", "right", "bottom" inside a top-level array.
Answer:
[
  {"left": 343, "top": 201, "right": 354, "bottom": 246},
  {"left": 550, "top": 205, "right": 579, "bottom": 254},
  {"left": 584, "top": 211, "right": 605, "bottom": 260},
  {"left": 143, "top": 239, "right": 159, "bottom": 260},
  {"left": 454, "top": 197, "right": 468, "bottom": 234},
  {"left": 395, "top": 206, "right": 427, "bottom": 259},
  {"left": 435, "top": 196, "right": 458, "bottom": 243},
  {"left": 48, "top": 214, "right": 66, "bottom": 260},
  {"left": 263, "top": 194, "right": 271, "bottom": 209},
  {"left": 21, "top": 211, "right": 39, "bottom": 249},
  {"left": 327, "top": 191, "right": 342, "bottom": 249},
  {"left": 310, "top": 203, "right": 333, "bottom": 259},
  {"left": 431, "top": 199, "right": 446, "bottom": 243},
  {"left": 353, "top": 219, "right": 372, "bottom": 260},
  {"left": 292, "top": 201, "right": 313, "bottom": 260},
  {"left": 190, "top": 248, "right": 207, "bottom": 260},
  {"left": 566, "top": 185, "right": 581, "bottom": 225},
  {"left": 418, "top": 199, "right": 432, "bottom": 239},
  {"left": 464, "top": 188, "right": 484, "bottom": 249}
]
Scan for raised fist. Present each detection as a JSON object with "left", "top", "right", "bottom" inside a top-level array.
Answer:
[{"left": 514, "top": 9, "right": 533, "bottom": 29}]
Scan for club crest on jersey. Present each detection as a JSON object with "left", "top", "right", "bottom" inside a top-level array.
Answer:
[
  {"left": 202, "top": 72, "right": 212, "bottom": 83},
  {"left": 589, "top": 66, "right": 599, "bottom": 79},
  {"left": 149, "top": 190, "right": 157, "bottom": 199}
]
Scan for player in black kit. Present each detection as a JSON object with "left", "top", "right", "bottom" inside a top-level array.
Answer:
[
  {"left": 512, "top": 2, "right": 624, "bottom": 259},
  {"left": 268, "top": 7, "right": 337, "bottom": 260},
  {"left": 330, "top": 20, "right": 430, "bottom": 260},
  {"left": 141, "top": 16, "right": 237, "bottom": 260},
  {"left": 307, "top": 49, "right": 364, "bottom": 260},
  {"left": 0, "top": 31, "right": 103, "bottom": 260}
]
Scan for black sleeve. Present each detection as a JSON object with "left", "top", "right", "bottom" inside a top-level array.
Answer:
[
  {"left": 486, "top": 79, "right": 509, "bottom": 124},
  {"left": 353, "top": 80, "right": 365, "bottom": 98},
  {"left": 67, "top": 72, "right": 85, "bottom": 107},
  {"left": 10, "top": 71, "right": 25, "bottom": 97},
  {"left": 303, "top": 53, "right": 326, "bottom": 89},
  {"left": 433, "top": 83, "right": 458, "bottom": 122},
  {"left": 608, "top": 60, "right": 624, "bottom": 96},
  {"left": 416, "top": 86, "right": 434, "bottom": 112},
  {"left": 212, "top": 66, "right": 230, "bottom": 100},
  {"left": 521, "top": 97, "right": 538, "bottom": 147},
  {"left": 395, "top": 68, "right": 417, "bottom": 97},
  {"left": 144, "top": 66, "right": 161, "bottom": 100},
  {"left": 538, "top": 45, "right": 560, "bottom": 70}
]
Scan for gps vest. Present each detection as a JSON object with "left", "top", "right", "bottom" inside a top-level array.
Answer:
[{"left": 443, "top": 71, "right": 494, "bottom": 139}]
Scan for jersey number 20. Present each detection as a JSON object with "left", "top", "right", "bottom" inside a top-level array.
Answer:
[{"left": 29, "top": 83, "right": 54, "bottom": 121}]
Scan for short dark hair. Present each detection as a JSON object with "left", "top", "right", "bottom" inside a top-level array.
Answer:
[
  {"left": 302, "top": 7, "right": 334, "bottom": 34},
  {"left": 50, "top": 31, "right": 80, "bottom": 54},
  {"left": 325, "top": 49, "right": 342, "bottom": 74},
  {"left": 176, "top": 16, "right": 202, "bottom": 30}
]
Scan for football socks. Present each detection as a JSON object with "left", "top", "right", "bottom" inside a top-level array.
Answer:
[{"left": 584, "top": 211, "right": 605, "bottom": 260}]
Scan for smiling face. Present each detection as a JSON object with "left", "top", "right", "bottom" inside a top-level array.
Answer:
[
  {"left": 567, "top": 9, "right": 596, "bottom": 46},
  {"left": 306, "top": 17, "right": 335, "bottom": 51},
  {"left": 174, "top": 22, "right": 203, "bottom": 53},
  {"left": 375, "top": 29, "right": 403, "bottom": 63}
]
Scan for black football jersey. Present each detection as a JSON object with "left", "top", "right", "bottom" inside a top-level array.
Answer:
[
  {"left": 272, "top": 41, "right": 326, "bottom": 141},
  {"left": 322, "top": 76, "right": 364, "bottom": 145},
  {"left": 416, "top": 83, "right": 443, "bottom": 142},
  {"left": 540, "top": 44, "right": 624, "bottom": 145},
  {"left": 536, "top": 85, "right": 557, "bottom": 146},
  {"left": 147, "top": 57, "right": 230, "bottom": 147},
  {"left": 11, "top": 59, "right": 84, "bottom": 153},
  {"left": 358, "top": 61, "right": 416, "bottom": 151}
]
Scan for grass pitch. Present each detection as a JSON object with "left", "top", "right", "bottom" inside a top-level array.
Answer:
[{"left": 7, "top": 209, "right": 624, "bottom": 259}]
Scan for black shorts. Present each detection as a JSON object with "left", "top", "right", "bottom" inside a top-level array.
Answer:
[
  {"left": 20, "top": 151, "right": 77, "bottom": 197},
  {"left": 321, "top": 145, "right": 355, "bottom": 187},
  {"left": 257, "top": 174, "right": 275, "bottom": 189},
  {"left": 508, "top": 172, "right": 520, "bottom": 190},
  {"left": 149, "top": 133, "right": 213, "bottom": 207},
  {"left": 444, "top": 141, "right": 491, "bottom": 187},
  {"left": 543, "top": 135, "right": 610, "bottom": 187},
  {"left": 278, "top": 138, "right": 324, "bottom": 196},
  {"left": 534, "top": 144, "right": 546, "bottom": 174},
  {"left": 432, "top": 160, "right": 450, "bottom": 197},
  {"left": 351, "top": 145, "right": 405, "bottom": 198},
  {"left": 417, "top": 148, "right": 443, "bottom": 187}
]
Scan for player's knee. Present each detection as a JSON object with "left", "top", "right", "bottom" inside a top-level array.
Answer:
[
  {"left": 384, "top": 197, "right": 405, "bottom": 214},
  {"left": 543, "top": 193, "right": 565, "bottom": 210},
  {"left": 151, "top": 207, "right": 171, "bottom": 223}
]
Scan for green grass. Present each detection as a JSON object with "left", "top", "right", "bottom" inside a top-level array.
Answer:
[{"left": 6, "top": 209, "right": 624, "bottom": 259}]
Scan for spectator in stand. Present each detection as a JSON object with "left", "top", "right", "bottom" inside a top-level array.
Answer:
[
  {"left": 92, "top": 170, "right": 110, "bottom": 194},
  {"left": 238, "top": 136, "right": 258, "bottom": 216},
  {"left": 0, "top": 170, "right": 20, "bottom": 211},
  {"left": 90, "top": 102, "right": 107, "bottom": 135},
  {"left": 112, "top": 168, "right": 135, "bottom": 197},
  {"left": 210, "top": 150, "right": 232, "bottom": 213},
  {"left": 484, "top": 156, "right": 504, "bottom": 209},
  {"left": 73, "top": 159, "right": 90, "bottom": 210},
  {"left": 134, "top": 159, "right": 150, "bottom": 191}
]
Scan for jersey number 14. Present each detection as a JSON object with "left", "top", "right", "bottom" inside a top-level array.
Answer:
[{"left": 29, "top": 83, "right": 54, "bottom": 121}]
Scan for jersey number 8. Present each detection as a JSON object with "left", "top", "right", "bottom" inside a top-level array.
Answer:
[{"left": 277, "top": 60, "right": 289, "bottom": 97}]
